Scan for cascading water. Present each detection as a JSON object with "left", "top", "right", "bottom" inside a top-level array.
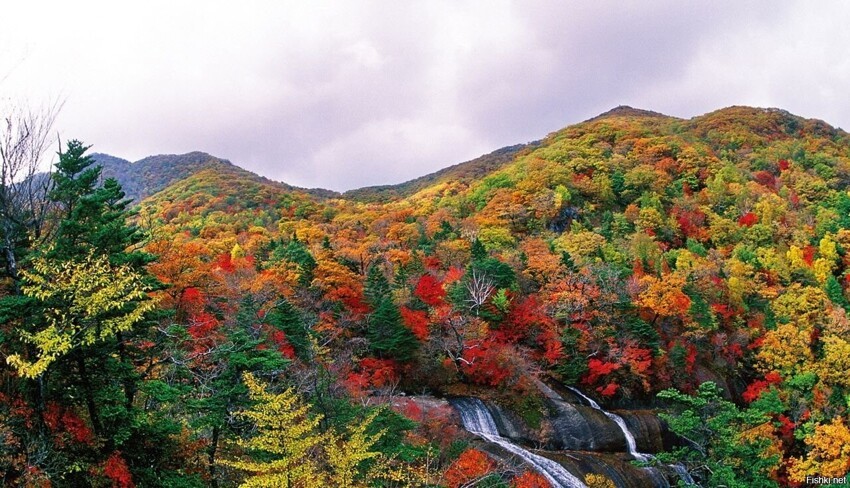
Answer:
[
  {"left": 451, "top": 397, "right": 588, "bottom": 488},
  {"left": 564, "top": 386, "right": 693, "bottom": 487},
  {"left": 565, "top": 386, "right": 649, "bottom": 462}
]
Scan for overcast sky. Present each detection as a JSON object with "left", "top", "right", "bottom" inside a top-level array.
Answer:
[{"left": 2, "top": 1, "right": 850, "bottom": 191}]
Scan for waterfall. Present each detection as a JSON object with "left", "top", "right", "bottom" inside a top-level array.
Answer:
[
  {"left": 565, "top": 386, "right": 694, "bottom": 487},
  {"left": 565, "top": 386, "right": 649, "bottom": 462},
  {"left": 451, "top": 397, "right": 588, "bottom": 488}
]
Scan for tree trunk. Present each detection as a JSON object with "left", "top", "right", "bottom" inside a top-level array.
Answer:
[
  {"left": 76, "top": 353, "right": 102, "bottom": 436},
  {"left": 209, "top": 425, "right": 220, "bottom": 488}
]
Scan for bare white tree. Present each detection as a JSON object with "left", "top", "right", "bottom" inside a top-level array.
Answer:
[
  {"left": 465, "top": 268, "right": 494, "bottom": 314},
  {"left": 0, "top": 100, "right": 60, "bottom": 286}
]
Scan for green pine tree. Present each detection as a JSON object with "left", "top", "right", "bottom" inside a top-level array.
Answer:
[{"left": 367, "top": 297, "right": 418, "bottom": 362}]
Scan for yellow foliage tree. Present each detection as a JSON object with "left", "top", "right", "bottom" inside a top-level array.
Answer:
[
  {"left": 222, "top": 372, "right": 326, "bottom": 488},
  {"left": 7, "top": 252, "right": 157, "bottom": 378},
  {"left": 789, "top": 417, "right": 850, "bottom": 482},
  {"left": 325, "top": 409, "right": 385, "bottom": 487}
]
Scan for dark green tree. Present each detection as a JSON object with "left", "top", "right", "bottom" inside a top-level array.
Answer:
[
  {"left": 364, "top": 262, "right": 391, "bottom": 308},
  {"left": 266, "top": 297, "right": 311, "bottom": 360},
  {"left": 367, "top": 297, "right": 419, "bottom": 362}
]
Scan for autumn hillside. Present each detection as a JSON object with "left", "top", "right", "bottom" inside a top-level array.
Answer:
[{"left": 4, "top": 105, "right": 850, "bottom": 487}]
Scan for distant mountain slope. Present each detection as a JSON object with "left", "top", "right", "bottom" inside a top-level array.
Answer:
[
  {"left": 341, "top": 142, "right": 540, "bottom": 203},
  {"left": 92, "top": 151, "right": 336, "bottom": 202}
]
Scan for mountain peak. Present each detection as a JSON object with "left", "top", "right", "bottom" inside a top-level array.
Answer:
[{"left": 588, "top": 105, "right": 672, "bottom": 121}]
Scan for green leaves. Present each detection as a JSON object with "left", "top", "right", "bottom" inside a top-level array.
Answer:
[{"left": 658, "top": 382, "right": 780, "bottom": 488}]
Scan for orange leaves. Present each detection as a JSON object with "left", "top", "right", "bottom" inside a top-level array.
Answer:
[
  {"left": 520, "top": 238, "right": 562, "bottom": 285},
  {"left": 635, "top": 273, "right": 691, "bottom": 318},
  {"left": 444, "top": 449, "right": 495, "bottom": 488},
  {"left": 513, "top": 471, "right": 551, "bottom": 488}
]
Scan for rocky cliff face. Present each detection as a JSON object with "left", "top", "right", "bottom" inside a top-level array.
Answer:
[{"left": 402, "top": 381, "right": 690, "bottom": 488}]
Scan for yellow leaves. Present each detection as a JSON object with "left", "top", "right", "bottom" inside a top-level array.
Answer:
[
  {"left": 7, "top": 252, "right": 156, "bottom": 378},
  {"left": 225, "top": 373, "right": 391, "bottom": 488},
  {"left": 725, "top": 257, "right": 755, "bottom": 306},
  {"left": 789, "top": 417, "right": 850, "bottom": 482},
  {"left": 584, "top": 473, "right": 617, "bottom": 488},
  {"left": 813, "top": 234, "right": 840, "bottom": 284},
  {"left": 478, "top": 226, "right": 515, "bottom": 251},
  {"left": 636, "top": 207, "right": 664, "bottom": 232},
  {"left": 786, "top": 245, "right": 809, "bottom": 271},
  {"left": 739, "top": 422, "right": 783, "bottom": 474},
  {"left": 325, "top": 409, "right": 385, "bottom": 487},
  {"left": 222, "top": 372, "right": 325, "bottom": 487},
  {"left": 819, "top": 234, "right": 840, "bottom": 264},
  {"left": 772, "top": 285, "right": 830, "bottom": 330},
  {"left": 231, "top": 243, "right": 246, "bottom": 260},
  {"left": 817, "top": 336, "right": 850, "bottom": 388},
  {"left": 553, "top": 231, "right": 606, "bottom": 263},
  {"left": 756, "top": 322, "right": 814, "bottom": 376}
]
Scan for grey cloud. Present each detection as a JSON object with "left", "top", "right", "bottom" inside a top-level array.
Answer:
[{"left": 4, "top": 1, "right": 850, "bottom": 190}]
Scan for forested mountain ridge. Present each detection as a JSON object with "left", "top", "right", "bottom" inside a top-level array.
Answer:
[
  {"left": 342, "top": 142, "right": 541, "bottom": 203},
  {"left": 91, "top": 151, "right": 336, "bottom": 202},
  {"left": 3, "top": 105, "right": 850, "bottom": 487}
]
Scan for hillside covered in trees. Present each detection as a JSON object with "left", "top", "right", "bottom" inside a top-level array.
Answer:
[{"left": 2, "top": 106, "right": 850, "bottom": 487}]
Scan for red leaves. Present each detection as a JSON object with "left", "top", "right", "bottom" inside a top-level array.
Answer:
[
  {"left": 504, "top": 296, "right": 552, "bottom": 343},
  {"left": 753, "top": 170, "right": 777, "bottom": 189},
  {"left": 344, "top": 358, "right": 400, "bottom": 397},
  {"left": 444, "top": 449, "right": 494, "bottom": 488},
  {"left": 187, "top": 313, "right": 220, "bottom": 342},
  {"left": 597, "top": 382, "right": 619, "bottom": 397},
  {"left": 738, "top": 212, "right": 758, "bottom": 227},
  {"left": 776, "top": 414, "right": 795, "bottom": 441},
  {"left": 583, "top": 359, "right": 621, "bottom": 386},
  {"left": 444, "top": 266, "right": 465, "bottom": 285},
  {"left": 213, "top": 253, "right": 235, "bottom": 273},
  {"left": 538, "top": 328, "right": 564, "bottom": 365},
  {"left": 461, "top": 339, "right": 513, "bottom": 386},
  {"left": 414, "top": 274, "right": 446, "bottom": 307},
  {"left": 400, "top": 306, "right": 430, "bottom": 341},
  {"left": 102, "top": 451, "right": 135, "bottom": 488},
  {"left": 44, "top": 402, "right": 95, "bottom": 446},
  {"left": 743, "top": 372, "right": 782, "bottom": 403},
  {"left": 778, "top": 159, "right": 790, "bottom": 171},
  {"left": 802, "top": 245, "right": 816, "bottom": 266},
  {"left": 266, "top": 328, "right": 296, "bottom": 359},
  {"left": 673, "top": 206, "right": 709, "bottom": 240}
]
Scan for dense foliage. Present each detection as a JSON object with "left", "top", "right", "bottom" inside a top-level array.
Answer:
[{"left": 3, "top": 106, "right": 850, "bottom": 486}]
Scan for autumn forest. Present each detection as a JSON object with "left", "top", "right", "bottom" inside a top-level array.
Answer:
[{"left": 2, "top": 105, "right": 850, "bottom": 487}]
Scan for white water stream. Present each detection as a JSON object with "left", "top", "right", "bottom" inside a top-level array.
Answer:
[
  {"left": 451, "top": 397, "right": 588, "bottom": 488},
  {"left": 564, "top": 386, "right": 695, "bottom": 487},
  {"left": 565, "top": 386, "right": 650, "bottom": 462}
]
